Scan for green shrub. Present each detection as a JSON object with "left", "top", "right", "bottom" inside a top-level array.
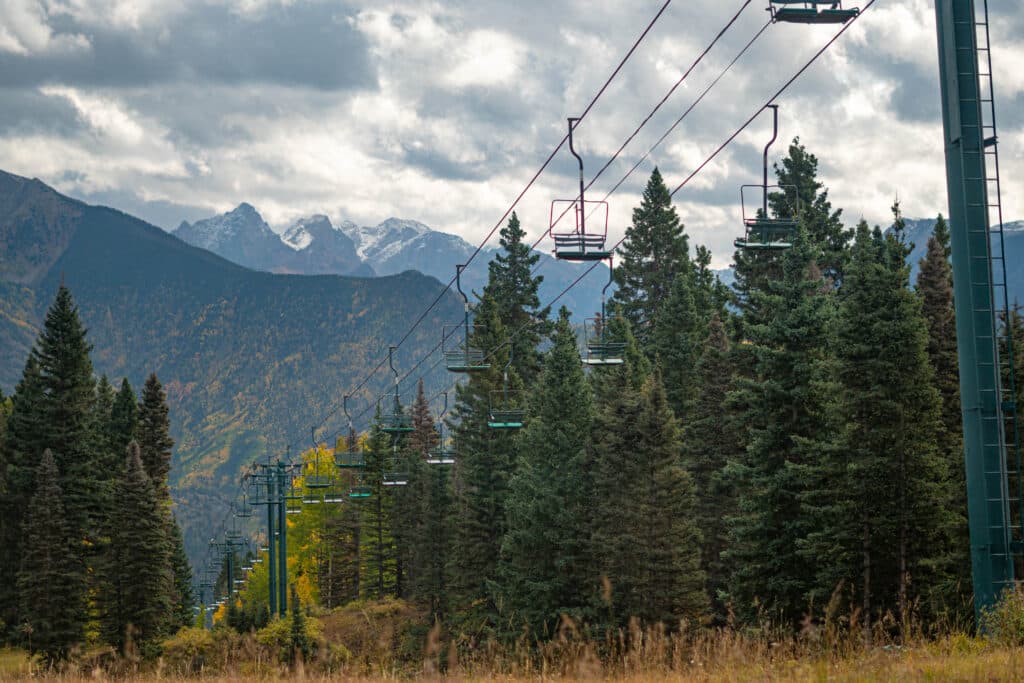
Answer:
[
  {"left": 161, "top": 627, "right": 214, "bottom": 674},
  {"left": 981, "top": 587, "right": 1024, "bottom": 646}
]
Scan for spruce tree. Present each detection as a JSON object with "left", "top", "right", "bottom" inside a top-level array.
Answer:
[
  {"left": 589, "top": 317, "right": 648, "bottom": 631},
  {"left": 110, "top": 378, "right": 139, "bottom": 455},
  {"left": 804, "top": 218, "right": 956, "bottom": 634},
  {"left": 724, "top": 227, "right": 835, "bottom": 626},
  {"left": 448, "top": 294, "right": 521, "bottom": 633},
  {"left": 498, "top": 309, "right": 594, "bottom": 637},
  {"left": 650, "top": 271, "right": 701, "bottom": 418},
  {"left": 681, "top": 314, "right": 738, "bottom": 620},
  {"left": 101, "top": 442, "right": 173, "bottom": 653},
  {"left": 30, "top": 285, "right": 101, "bottom": 550},
  {"left": 359, "top": 412, "right": 397, "bottom": 600},
  {"left": 16, "top": 450, "right": 86, "bottom": 664},
  {"left": 137, "top": 374, "right": 173, "bottom": 501},
  {"left": 632, "top": 371, "right": 707, "bottom": 625},
  {"left": 405, "top": 381, "right": 450, "bottom": 619},
  {"left": 483, "top": 211, "right": 551, "bottom": 384},
  {"left": 0, "top": 357, "right": 48, "bottom": 635},
  {"left": 610, "top": 167, "right": 691, "bottom": 350},
  {"left": 769, "top": 138, "right": 849, "bottom": 283},
  {"left": 916, "top": 214, "right": 969, "bottom": 604},
  {"left": 168, "top": 516, "right": 195, "bottom": 632}
]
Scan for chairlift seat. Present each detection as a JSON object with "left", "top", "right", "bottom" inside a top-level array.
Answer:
[
  {"left": 383, "top": 472, "right": 409, "bottom": 487},
  {"left": 427, "top": 447, "right": 456, "bottom": 465},
  {"left": 444, "top": 348, "right": 490, "bottom": 372},
  {"left": 380, "top": 413, "right": 414, "bottom": 433},
  {"left": 773, "top": 7, "right": 858, "bottom": 23},
  {"left": 552, "top": 234, "right": 612, "bottom": 261},
  {"left": 348, "top": 485, "right": 372, "bottom": 499},
  {"left": 305, "top": 475, "right": 332, "bottom": 489},
  {"left": 302, "top": 493, "right": 323, "bottom": 505},
  {"left": 585, "top": 341, "right": 627, "bottom": 366},
  {"left": 488, "top": 409, "right": 525, "bottom": 429},
  {"left": 770, "top": 1, "right": 859, "bottom": 24},
  {"left": 335, "top": 450, "right": 365, "bottom": 468},
  {"left": 735, "top": 217, "right": 797, "bottom": 251}
]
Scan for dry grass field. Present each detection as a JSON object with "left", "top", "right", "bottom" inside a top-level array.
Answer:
[{"left": 2, "top": 636, "right": 1023, "bottom": 682}]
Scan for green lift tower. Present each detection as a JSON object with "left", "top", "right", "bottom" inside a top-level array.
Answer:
[{"left": 935, "top": 0, "right": 1021, "bottom": 621}]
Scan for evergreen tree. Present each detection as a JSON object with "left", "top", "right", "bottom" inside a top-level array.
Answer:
[
  {"left": 725, "top": 227, "right": 835, "bottom": 626},
  {"left": 681, "top": 314, "right": 738, "bottom": 620},
  {"left": 94, "top": 375, "right": 116, "bottom": 455},
  {"left": 769, "top": 138, "right": 849, "bottom": 283},
  {"left": 137, "top": 374, "right": 173, "bottom": 501},
  {"left": 610, "top": 168, "right": 691, "bottom": 350},
  {"left": 360, "top": 412, "right": 397, "bottom": 600},
  {"left": 916, "top": 214, "right": 969, "bottom": 604},
  {"left": 498, "top": 309, "right": 594, "bottom": 637},
  {"left": 288, "top": 584, "right": 313, "bottom": 664},
  {"left": 483, "top": 211, "right": 551, "bottom": 384},
  {"left": 651, "top": 271, "right": 701, "bottom": 418},
  {"left": 589, "top": 329, "right": 647, "bottom": 632},
  {"left": 168, "top": 516, "right": 195, "bottom": 632},
  {"left": 405, "top": 380, "right": 450, "bottom": 619},
  {"left": 448, "top": 294, "right": 521, "bottom": 633},
  {"left": 632, "top": 371, "right": 707, "bottom": 625},
  {"left": 29, "top": 285, "right": 101, "bottom": 550},
  {"left": 110, "top": 378, "right": 139, "bottom": 455},
  {"left": 101, "top": 442, "right": 173, "bottom": 652},
  {"left": 0, "top": 357, "right": 48, "bottom": 635},
  {"left": 16, "top": 450, "right": 86, "bottom": 664},
  {"left": 803, "top": 217, "right": 956, "bottom": 634}
]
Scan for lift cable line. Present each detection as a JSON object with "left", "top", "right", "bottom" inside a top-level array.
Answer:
[
  {"left": 669, "top": 0, "right": 876, "bottom": 198},
  {"left": 536, "top": 4, "right": 765, "bottom": 254},
  {"left": 291, "top": 0, "right": 677, "bottom": 450},
  {"left": 410, "top": 1, "right": 876, "bottom": 416},
  {"left": 201, "top": 1, "right": 874, "bottom": 602},
  {"left": 342, "top": 4, "right": 873, "bottom": 430}
]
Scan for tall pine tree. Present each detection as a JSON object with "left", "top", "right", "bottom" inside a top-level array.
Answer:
[
  {"left": 610, "top": 167, "right": 691, "bottom": 351},
  {"left": 725, "top": 227, "right": 835, "bottom": 626},
  {"left": 681, "top": 314, "right": 738, "bottom": 621},
  {"left": 101, "top": 442, "right": 173, "bottom": 653},
  {"left": 17, "top": 450, "right": 86, "bottom": 663},
  {"left": 483, "top": 211, "right": 550, "bottom": 384},
  {"left": 498, "top": 309, "right": 594, "bottom": 637}
]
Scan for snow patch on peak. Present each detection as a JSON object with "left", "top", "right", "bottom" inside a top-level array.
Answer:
[
  {"left": 282, "top": 214, "right": 336, "bottom": 251},
  {"left": 346, "top": 217, "right": 434, "bottom": 260}
]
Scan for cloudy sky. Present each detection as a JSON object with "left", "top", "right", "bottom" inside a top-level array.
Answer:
[{"left": 0, "top": 0, "right": 1021, "bottom": 267}]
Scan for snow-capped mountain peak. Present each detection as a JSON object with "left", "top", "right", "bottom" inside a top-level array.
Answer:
[
  {"left": 344, "top": 217, "right": 433, "bottom": 260},
  {"left": 283, "top": 214, "right": 334, "bottom": 251}
]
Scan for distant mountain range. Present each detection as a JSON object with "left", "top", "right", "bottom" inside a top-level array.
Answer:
[
  {"left": 0, "top": 170, "right": 460, "bottom": 568},
  {"left": 174, "top": 205, "right": 609, "bottom": 318}
]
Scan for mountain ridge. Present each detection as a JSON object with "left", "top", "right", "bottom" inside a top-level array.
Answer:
[
  {"left": 174, "top": 205, "right": 607, "bottom": 316},
  {"left": 0, "top": 170, "right": 461, "bottom": 568}
]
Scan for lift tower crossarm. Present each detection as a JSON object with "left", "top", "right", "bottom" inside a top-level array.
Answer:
[{"left": 934, "top": 0, "right": 1016, "bottom": 621}]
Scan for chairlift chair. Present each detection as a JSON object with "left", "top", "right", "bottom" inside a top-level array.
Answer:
[
  {"left": 768, "top": 1, "right": 859, "bottom": 24},
  {"left": 427, "top": 392, "right": 456, "bottom": 465},
  {"left": 583, "top": 256, "right": 625, "bottom": 366},
  {"left": 380, "top": 346, "right": 414, "bottom": 433},
  {"left": 550, "top": 118, "right": 612, "bottom": 261},
  {"left": 233, "top": 492, "right": 254, "bottom": 518},
  {"left": 285, "top": 485, "right": 304, "bottom": 514},
  {"left": 735, "top": 105, "right": 799, "bottom": 251},
  {"left": 444, "top": 265, "right": 491, "bottom": 372},
  {"left": 488, "top": 352, "right": 525, "bottom": 429},
  {"left": 336, "top": 399, "right": 366, "bottom": 468}
]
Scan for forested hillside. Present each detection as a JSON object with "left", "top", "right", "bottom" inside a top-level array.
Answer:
[
  {"left": 0, "top": 170, "right": 462, "bottom": 565},
  {"left": 214, "top": 140, "right": 983, "bottom": 657}
]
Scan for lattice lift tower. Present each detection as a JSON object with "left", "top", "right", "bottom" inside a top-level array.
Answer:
[{"left": 935, "top": 0, "right": 1022, "bottom": 621}]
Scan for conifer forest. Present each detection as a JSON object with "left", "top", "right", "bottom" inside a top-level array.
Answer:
[{"left": 1, "top": 0, "right": 1023, "bottom": 679}]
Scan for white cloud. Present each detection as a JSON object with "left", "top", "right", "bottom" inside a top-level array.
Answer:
[
  {"left": 0, "top": 0, "right": 89, "bottom": 54},
  {"left": 0, "top": 0, "right": 1021, "bottom": 269}
]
